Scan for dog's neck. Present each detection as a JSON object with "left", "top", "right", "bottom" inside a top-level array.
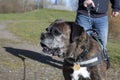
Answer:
[
  {"left": 74, "top": 35, "right": 90, "bottom": 60},
  {"left": 66, "top": 34, "right": 89, "bottom": 60},
  {"left": 67, "top": 34, "right": 100, "bottom": 61}
]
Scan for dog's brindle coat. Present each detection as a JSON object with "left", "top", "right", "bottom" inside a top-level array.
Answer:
[{"left": 40, "top": 20, "right": 107, "bottom": 80}]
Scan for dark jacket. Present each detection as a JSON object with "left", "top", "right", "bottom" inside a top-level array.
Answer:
[{"left": 77, "top": 0, "right": 120, "bottom": 17}]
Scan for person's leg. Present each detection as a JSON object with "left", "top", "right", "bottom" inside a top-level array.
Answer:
[
  {"left": 93, "top": 16, "right": 108, "bottom": 49},
  {"left": 75, "top": 13, "right": 92, "bottom": 31},
  {"left": 93, "top": 16, "right": 110, "bottom": 69}
]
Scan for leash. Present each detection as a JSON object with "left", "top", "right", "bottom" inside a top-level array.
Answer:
[
  {"left": 87, "top": 5, "right": 92, "bottom": 29},
  {"left": 86, "top": 5, "right": 110, "bottom": 69},
  {"left": 86, "top": 5, "right": 103, "bottom": 50}
]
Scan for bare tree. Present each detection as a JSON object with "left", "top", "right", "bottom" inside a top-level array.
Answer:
[
  {"left": 70, "top": 0, "right": 78, "bottom": 11},
  {"left": 0, "top": 0, "right": 35, "bottom": 13},
  {"left": 40, "top": 0, "right": 48, "bottom": 8},
  {"left": 59, "top": 0, "right": 65, "bottom": 6}
]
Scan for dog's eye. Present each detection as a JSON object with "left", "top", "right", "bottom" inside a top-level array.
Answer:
[
  {"left": 46, "top": 28, "right": 52, "bottom": 33},
  {"left": 52, "top": 29, "right": 61, "bottom": 36}
]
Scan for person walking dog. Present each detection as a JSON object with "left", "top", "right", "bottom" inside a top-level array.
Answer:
[{"left": 75, "top": 0, "right": 120, "bottom": 69}]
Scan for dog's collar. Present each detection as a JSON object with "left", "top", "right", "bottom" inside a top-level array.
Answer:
[
  {"left": 78, "top": 53, "right": 103, "bottom": 67},
  {"left": 65, "top": 52, "right": 103, "bottom": 67}
]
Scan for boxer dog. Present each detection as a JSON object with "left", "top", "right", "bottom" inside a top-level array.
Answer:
[{"left": 40, "top": 19, "right": 107, "bottom": 80}]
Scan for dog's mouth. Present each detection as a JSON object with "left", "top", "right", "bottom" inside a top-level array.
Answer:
[{"left": 40, "top": 42, "right": 61, "bottom": 56}]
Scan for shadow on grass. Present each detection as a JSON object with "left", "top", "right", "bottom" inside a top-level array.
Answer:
[{"left": 3, "top": 47, "right": 63, "bottom": 69}]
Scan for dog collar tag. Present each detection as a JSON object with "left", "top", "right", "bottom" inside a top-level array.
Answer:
[{"left": 73, "top": 64, "right": 80, "bottom": 71}]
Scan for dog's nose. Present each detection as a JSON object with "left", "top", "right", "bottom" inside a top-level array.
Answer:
[{"left": 41, "top": 33, "right": 46, "bottom": 40}]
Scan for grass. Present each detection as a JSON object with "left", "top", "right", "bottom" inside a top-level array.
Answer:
[
  {"left": 107, "top": 41, "right": 120, "bottom": 69},
  {"left": 7, "top": 21, "right": 47, "bottom": 44},
  {"left": 0, "top": 9, "right": 120, "bottom": 69},
  {"left": 6, "top": 9, "right": 76, "bottom": 44},
  {"left": 0, "top": 9, "right": 76, "bottom": 21},
  {"left": 108, "top": 9, "right": 120, "bottom": 34}
]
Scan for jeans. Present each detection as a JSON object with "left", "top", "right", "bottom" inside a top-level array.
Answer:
[{"left": 75, "top": 14, "right": 108, "bottom": 49}]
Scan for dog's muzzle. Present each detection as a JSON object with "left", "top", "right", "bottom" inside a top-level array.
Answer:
[
  {"left": 40, "top": 42, "right": 61, "bottom": 56},
  {"left": 40, "top": 33, "right": 61, "bottom": 56}
]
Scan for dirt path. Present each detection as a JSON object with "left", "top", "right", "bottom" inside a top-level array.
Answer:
[
  {"left": 0, "top": 21, "right": 63, "bottom": 80},
  {"left": 0, "top": 21, "right": 119, "bottom": 80}
]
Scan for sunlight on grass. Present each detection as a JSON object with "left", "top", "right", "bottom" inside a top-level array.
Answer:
[
  {"left": 7, "top": 21, "right": 47, "bottom": 44},
  {"left": 107, "top": 41, "right": 120, "bottom": 69},
  {"left": 7, "top": 9, "right": 76, "bottom": 44},
  {"left": 0, "top": 9, "right": 76, "bottom": 21}
]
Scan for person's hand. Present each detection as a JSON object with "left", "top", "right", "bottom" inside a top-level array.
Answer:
[
  {"left": 111, "top": 11, "right": 119, "bottom": 17},
  {"left": 83, "top": 0, "right": 95, "bottom": 8}
]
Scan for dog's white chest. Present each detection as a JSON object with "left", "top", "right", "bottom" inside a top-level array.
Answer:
[{"left": 71, "top": 67, "right": 90, "bottom": 80}]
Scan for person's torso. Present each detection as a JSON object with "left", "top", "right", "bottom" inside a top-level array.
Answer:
[{"left": 77, "top": 0, "right": 109, "bottom": 17}]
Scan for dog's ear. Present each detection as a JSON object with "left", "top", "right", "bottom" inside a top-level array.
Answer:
[{"left": 67, "top": 22, "right": 86, "bottom": 43}]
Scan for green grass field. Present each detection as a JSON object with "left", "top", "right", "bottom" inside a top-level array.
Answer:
[
  {"left": 5, "top": 9, "right": 76, "bottom": 43},
  {"left": 0, "top": 9, "right": 75, "bottom": 21},
  {"left": 0, "top": 9, "right": 120, "bottom": 69}
]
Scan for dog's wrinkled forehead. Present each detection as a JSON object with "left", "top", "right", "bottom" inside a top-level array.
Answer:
[
  {"left": 46, "top": 20, "right": 71, "bottom": 34},
  {"left": 46, "top": 19, "right": 85, "bottom": 43}
]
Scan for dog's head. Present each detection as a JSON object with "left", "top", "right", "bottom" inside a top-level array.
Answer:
[{"left": 40, "top": 19, "right": 86, "bottom": 57}]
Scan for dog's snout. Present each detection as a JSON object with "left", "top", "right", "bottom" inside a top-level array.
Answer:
[{"left": 41, "top": 33, "right": 46, "bottom": 40}]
